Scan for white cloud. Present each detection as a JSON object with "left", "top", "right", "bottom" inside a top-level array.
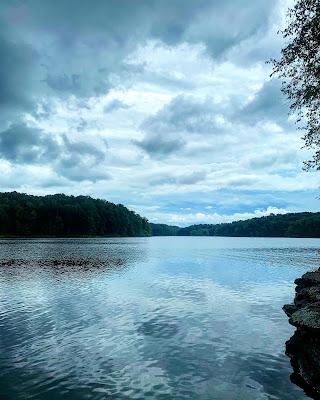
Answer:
[
  {"left": 146, "top": 206, "right": 291, "bottom": 226},
  {"left": 0, "top": 0, "right": 318, "bottom": 225}
]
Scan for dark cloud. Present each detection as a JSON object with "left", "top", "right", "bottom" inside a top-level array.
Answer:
[
  {"left": 6, "top": 0, "right": 275, "bottom": 56},
  {"left": 61, "top": 134, "right": 106, "bottom": 163},
  {"left": 56, "top": 139, "right": 109, "bottom": 181},
  {"left": 0, "top": 0, "right": 277, "bottom": 104},
  {"left": 0, "top": 123, "right": 109, "bottom": 182},
  {"left": 140, "top": 95, "right": 224, "bottom": 136},
  {"left": 0, "top": 0, "right": 302, "bottom": 202},
  {"left": 236, "top": 79, "right": 290, "bottom": 126},
  {"left": 134, "top": 133, "right": 185, "bottom": 157},
  {"left": 0, "top": 0, "right": 279, "bottom": 152},
  {"left": 182, "top": 0, "right": 278, "bottom": 59},
  {"left": 135, "top": 95, "right": 227, "bottom": 157},
  {"left": 136, "top": 81, "right": 291, "bottom": 160},
  {"left": 0, "top": 124, "right": 59, "bottom": 164},
  {"left": 0, "top": 37, "right": 39, "bottom": 123},
  {"left": 45, "top": 73, "right": 81, "bottom": 93}
]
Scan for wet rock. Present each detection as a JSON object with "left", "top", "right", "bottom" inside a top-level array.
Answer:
[
  {"left": 283, "top": 303, "right": 298, "bottom": 317},
  {"left": 284, "top": 268, "right": 320, "bottom": 398},
  {"left": 286, "top": 330, "right": 320, "bottom": 399},
  {"left": 294, "top": 287, "right": 311, "bottom": 307},
  {"left": 289, "top": 302, "right": 320, "bottom": 332},
  {"left": 295, "top": 270, "right": 320, "bottom": 288},
  {"left": 309, "top": 286, "right": 320, "bottom": 302}
]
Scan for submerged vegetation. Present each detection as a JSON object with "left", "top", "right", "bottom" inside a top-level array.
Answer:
[{"left": 0, "top": 192, "right": 319, "bottom": 238}]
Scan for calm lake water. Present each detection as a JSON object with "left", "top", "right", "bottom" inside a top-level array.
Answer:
[{"left": 0, "top": 237, "right": 319, "bottom": 400}]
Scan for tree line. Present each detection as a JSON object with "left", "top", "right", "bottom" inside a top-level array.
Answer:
[
  {"left": 172, "top": 212, "right": 320, "bottom": 238},
  {"left": 149, "top": 223, "right": 180, "bottom": 236},
  {"left": 0, "top": 192, "right": 319, "bottom": 238},
  {"left": 0, "top": 192, "right": 150, "bottom": 237}
]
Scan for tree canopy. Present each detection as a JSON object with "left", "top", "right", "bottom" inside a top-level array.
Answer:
[
  {"left": 272, "top": 0, "right": 320, "bottom": 169},
  {"left": 0, "top": 192, "right": 150, "bottom": 237},
  {"left": 0, "top": 192, "right": 319, "bottom": 238},
  {"left": 175, "top": 212, "right": 320, "bottom": 238},
  {"left": 149, "top": 223, "right": 180, "bottom": 236}
]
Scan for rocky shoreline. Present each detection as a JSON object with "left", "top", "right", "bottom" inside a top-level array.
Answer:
[{"left": 283, "top": 268, "right": 320, "bottom": 399}]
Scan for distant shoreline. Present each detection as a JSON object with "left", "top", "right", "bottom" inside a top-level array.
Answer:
[
  {"left": 0, "top": 192, "right": 319, "bottom": 238},
  {"left": 1, "top": 235, "right": 320, "bottom": 239}
]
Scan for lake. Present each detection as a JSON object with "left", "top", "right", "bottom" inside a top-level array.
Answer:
[{"left": 0, "top": 236, "right": 319, "bottom": 399}]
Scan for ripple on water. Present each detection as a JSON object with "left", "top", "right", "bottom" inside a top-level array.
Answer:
[
  {"left": 137, "top": 315, "right": 180, "bottom": 339},
  {"left": 0, "top": 237, "right": 315, "bottom": 399}
]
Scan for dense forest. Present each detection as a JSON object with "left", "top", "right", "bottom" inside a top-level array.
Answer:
[
  {"left": 149, "top": 223, "right": 180, "bottom": 236},
  {"left": 175, "top": 212, "right": 320, "bottom": 238},
  {"left": 0, "top": 192, "right": 150, "bottom": 237},
  {"left": 0, "top": 192, "right": 319, "bottom": 238}
]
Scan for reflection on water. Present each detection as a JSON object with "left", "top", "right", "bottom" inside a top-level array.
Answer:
[{"left": 0, "top": 236, "right": 319, "bottom": 399}]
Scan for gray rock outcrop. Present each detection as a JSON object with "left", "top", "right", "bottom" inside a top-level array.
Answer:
[{"left": 284, "top": 268, "right": 320, "bottom": 399}]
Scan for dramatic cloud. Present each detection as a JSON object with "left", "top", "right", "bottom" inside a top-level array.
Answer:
[
  {"left": 141, "top": 95, "right": 225, "bottom": 136},
  {"left": 0, "top": 37, "right": 40, "bottom": 129},
  {"left": 0, "top": 124, "right": 60, "bottom": 164},
  {"left": 0, "top": 123, "right": 109, "bottom": 182},
  {"left": 236, "top": 79, "right": 291, "bottom": 126},
  {"left": 0, "top": 0, "right": 317, "bottom": 224}
]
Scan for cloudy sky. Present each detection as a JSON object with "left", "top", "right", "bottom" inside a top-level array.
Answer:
[{"left": 0, "top": 0, "right": 319, "bottom": 225}]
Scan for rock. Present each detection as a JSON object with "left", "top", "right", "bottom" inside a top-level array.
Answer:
[
  {"left": 283, "top": 303, "right": 298, "bottom": 317},
  {"left": 295, "top": 270, "right": 320, "bottom": 288},
  {"left": 284, "top": 268, "right": 320, "bottom": 398},
  {"left": 309, "top": 286, "right": 320, "bottom": 302},
  {"left": 289, "top": 302, "right": 320, "bottom": 331},
  {"left": 286, "top": 330, "right": 320, "bottom": 399},
  {"left": 293, "top": 285, "right": 320, "bottom": 308},
  {"left": 294, "top": 287, "right": 312, "bottom": 307}
]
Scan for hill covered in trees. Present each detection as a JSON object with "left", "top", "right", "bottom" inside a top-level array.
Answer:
[
  {"left": 0, "top": 192, "right": 150, "bottom": 237},
  {"left": 149, "top": 223, "right": 180, "bottom": 236},
  {"left": 175, "top": 212, "right": 320, "bottom": 238},
  {"left": 0, "top": 192, "right": 319, "bottom": 238}
]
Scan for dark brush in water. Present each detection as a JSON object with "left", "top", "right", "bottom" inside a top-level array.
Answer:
[
  {"left": 283, "top": 268, "right": 320, "bottom": 399},
  {"left": 0, "top": 258, "right": 125, "bottom": 272}
]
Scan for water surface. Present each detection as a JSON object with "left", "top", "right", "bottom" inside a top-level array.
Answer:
[{"left": 0, "top": 236, "right": 319, "bottom": 399}]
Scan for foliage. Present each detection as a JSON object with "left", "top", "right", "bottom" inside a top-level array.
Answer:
[
  {"left": 0, "top": 192, "right": 150, "bottom": 237},
  {"left": 271, "top": 0, "right": 320, "bottom": 169},
  {"left": 177, "top": 212, "right": 320, "bottom": 238},
  {"left": 149, "top": 223, "right": 180, "bottom": 236},
  {"left": 1, "top": 192, "right": 319, "bottom": 238}
]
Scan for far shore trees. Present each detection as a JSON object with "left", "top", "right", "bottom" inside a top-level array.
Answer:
[{"left": 0, "top": 192, "right": 150, "bottom": 237}]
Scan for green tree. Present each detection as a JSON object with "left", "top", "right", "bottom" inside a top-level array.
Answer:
[
  {"left": 0, "top": 192, "right": 151, "bottom": 237},
  {"left": 271, "top": 0, "right": 320, "bottom": 169}
]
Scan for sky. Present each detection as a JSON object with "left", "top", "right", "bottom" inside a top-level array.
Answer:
[{"left": 0, "top": 0, "right": 319, "bottom": 226}]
